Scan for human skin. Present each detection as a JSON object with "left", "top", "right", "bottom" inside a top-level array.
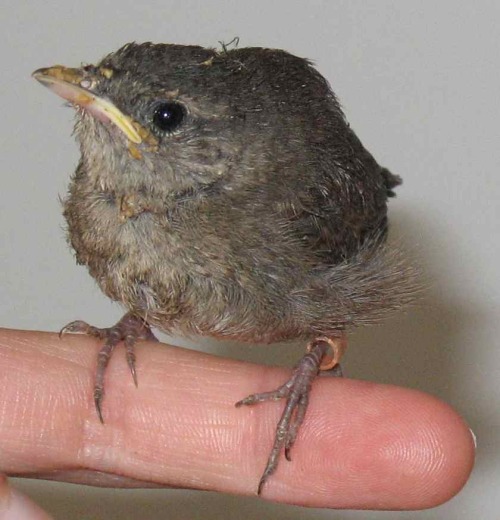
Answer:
[{"left": 0, "top": 328, "right": 474, "bottom": 517}]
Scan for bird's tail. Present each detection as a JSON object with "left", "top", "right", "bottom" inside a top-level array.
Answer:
[
  {"left": 297, "top": 238, "right": 422, "bottom": 332},
  {"left": 380, "top": 167, "right": 402, "bottom": 197}
]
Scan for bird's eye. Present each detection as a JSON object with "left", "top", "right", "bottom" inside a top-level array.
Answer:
[{"left": 151, "top": 101, "right": 185, "bottom": 133}]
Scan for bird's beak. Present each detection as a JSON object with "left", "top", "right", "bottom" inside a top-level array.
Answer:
[{"left": 32, "top": 65, "right": 143, "bottom": 144}]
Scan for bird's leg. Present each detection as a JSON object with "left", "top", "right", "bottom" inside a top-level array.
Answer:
[
  {"left": 59, "top": 312, "right": 158, "bottom": 422},
  {"left": 236, "top": 334, "right": 347, "bottom": 495}
]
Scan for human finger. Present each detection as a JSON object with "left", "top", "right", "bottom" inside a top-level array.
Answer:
[{"left": 0, "top": 328, "right": 474, "bottom": 509}]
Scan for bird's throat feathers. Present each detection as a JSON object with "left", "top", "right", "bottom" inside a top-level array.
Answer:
[{"left": 73, "top": 108, "right": 232, "bottom": 215}]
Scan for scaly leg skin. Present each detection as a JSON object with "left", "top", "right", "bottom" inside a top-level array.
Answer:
[
  {"left": 236, "top": 335, "right": 346, "bottom": 495},
  {"left": 59, "top": 312, "right": 158, "bottom": 423}
]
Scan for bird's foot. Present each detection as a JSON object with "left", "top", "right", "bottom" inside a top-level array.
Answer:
[
  {"left": 236, "top": 335, "right": 346, "bottom": 495},
  {"left": 60, "top": 312, "right": 158, "bottom": 422}
]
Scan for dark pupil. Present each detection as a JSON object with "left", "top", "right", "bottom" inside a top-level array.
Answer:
[{"left": 152, "top": 102, "right": 184, "bottom": 132}]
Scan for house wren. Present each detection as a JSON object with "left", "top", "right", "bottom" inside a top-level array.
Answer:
[{"left": 32, "top": 42, "right": 416, "bottom": 494}]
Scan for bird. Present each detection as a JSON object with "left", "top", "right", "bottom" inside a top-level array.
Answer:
[{"left": 32, "top": 41, "right": 417, "bottom": 494}]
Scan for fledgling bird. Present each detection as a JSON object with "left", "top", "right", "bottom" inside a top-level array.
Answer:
[{"left": 33, "top": 42, "right": 417, "bottom": 494}]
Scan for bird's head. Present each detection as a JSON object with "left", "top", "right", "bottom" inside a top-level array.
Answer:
[{"left": 33, "top": 42, "right": 342, "bottom": 202}]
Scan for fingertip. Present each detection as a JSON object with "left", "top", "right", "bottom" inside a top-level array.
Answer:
[
  {"left": 392, "top": 390, "right": 476, "bottom": 509},
  {"left": 258, "top": 380, "right": 475, "bottom": 510}
]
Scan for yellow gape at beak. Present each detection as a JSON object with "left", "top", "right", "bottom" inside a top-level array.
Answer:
[{"left": 32, "top": 65, "right": 143, "bottom": 144}]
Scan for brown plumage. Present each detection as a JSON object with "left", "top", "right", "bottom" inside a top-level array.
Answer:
[{"left": 33, "top": 42, "right": 418, "bottom": 493}]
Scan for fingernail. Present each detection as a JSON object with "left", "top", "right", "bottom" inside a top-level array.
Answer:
[
  {"left": 0, "top": 480, "right": 54, "bottom": 520},
  {"left": 469, "top": 428, "right": 477, "bottom": 450}
]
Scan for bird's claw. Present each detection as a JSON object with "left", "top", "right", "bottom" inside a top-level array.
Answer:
[
  {"left": 59, "top": 312, "right": 158, "bottom": 421},
  {"left": 236, "top": 338, "right": 341, "bottom": 495},
  {"left": 59, "top": 320, "right": 107, "bottom": 339}
]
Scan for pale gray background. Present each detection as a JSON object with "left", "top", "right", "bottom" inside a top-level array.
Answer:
[{"left": 1, "top": 1, "right": 498, "bottom": 518}]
